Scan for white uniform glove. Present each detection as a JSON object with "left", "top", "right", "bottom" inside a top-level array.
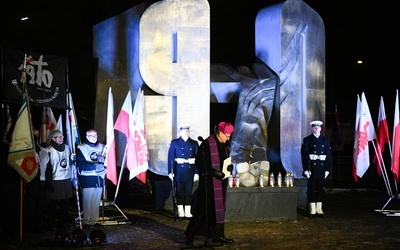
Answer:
[
  {"left": 324, "top": 171, "right": 329, "bottom": 178},
  {"left": 304, "top": 171, "right": 311, "bottom": 178},
  {"left": 168, "top": 173, "right": 174, "bottom": 180},
  {"left": 193, "top": 174, "right": 199, "bottom": 182}
]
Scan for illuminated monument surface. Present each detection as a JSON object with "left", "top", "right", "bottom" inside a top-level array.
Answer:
[{"left": 93, "top": 0, "right": 325, "bottom": 181}]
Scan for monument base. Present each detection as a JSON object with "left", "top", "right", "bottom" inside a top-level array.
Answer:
[
  {"left": 161, "top": 181, "right": 299, "bottom": 221},
  {"left": 225, "top": 186, "right": 299, "bottom": 221}
]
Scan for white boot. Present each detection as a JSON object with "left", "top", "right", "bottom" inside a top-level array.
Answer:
[
  {"left": 177, "top": 205, "right": 185, "bottom": 218},
  {"left": 184, "top": 205, "right": 192, "bottom": 218},
  {"left": 309, "top": 202, "right": 316, "bottom": 217},
  {"left": 316, "top": 202, "right": 325, "bottom": 217}
]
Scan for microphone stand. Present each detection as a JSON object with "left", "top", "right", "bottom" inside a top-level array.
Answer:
[{"left": 182, "top": 136, "right": 222, "bottom": 250}]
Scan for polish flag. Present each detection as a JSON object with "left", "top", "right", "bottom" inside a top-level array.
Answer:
[
  {"left": 114, "top": 91, "right": 138, "bottom": 178},
  {"left": 114, "top": 91, "right": 131, "bottom": 138},
  {"left": 373, "top": 97, "right": 390, "bottom": 176},
  {"left": 354, "top": 92, "right": 376, "bottom": 179},
  {"left": 391, "top": 90, "right": 400, "bottom": 182},
  {"left": 105, "top": 87, "right": 117, "bottom": 185}
]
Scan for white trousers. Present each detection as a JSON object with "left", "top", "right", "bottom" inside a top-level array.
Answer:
[{"left": 82, "top": 187, "right": 103, "bottom": 225}]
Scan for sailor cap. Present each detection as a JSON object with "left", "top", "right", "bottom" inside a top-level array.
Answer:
[
  {"left": 179, "top": 124, "right": 191, "bottom": 130},
  {"left": 310, "top": 120, "right": 323, "bottom": 126}
]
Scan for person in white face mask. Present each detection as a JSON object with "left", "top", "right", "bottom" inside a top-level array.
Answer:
[
  {"left": 168, "top": 124, "right": 199, "bottom": 221},
  {"left": 76, "top": 129, "right": 105, "bottom": 228},
  {"left": 301, "top": 120, "right": 332, "bottom": 218}
]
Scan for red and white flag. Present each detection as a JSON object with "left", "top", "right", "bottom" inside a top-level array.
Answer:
[
  {"left": 105, "top": 87, "right": 117, "bottom": 185},
  {"left": 391, "top": 90, "right": 400, "bottom": 182},
  {"left": 114, "top": 91, "right": 131, "bottom": 138},
  {"left": 354, "top": 92, "right": 376, "bottom": 179},
  {"left": 114, "top": 91, "right": 139, "bottom": 178},
  {"left": 373, "top": 97, "right": 390, "bottom": 176},
  {"left": 352, "top": 95, "right": 361, "bottom": 182},
  {"left": 129, "top": 89, "right": 149, "bottom": 184},
  {"left": 40, "top": 106, "right": 57, "bottom": 147}
]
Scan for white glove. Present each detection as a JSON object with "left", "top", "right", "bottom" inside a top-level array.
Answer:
[
  {"left": 188, "top": 158, "right": 195, "bottom": 164},
  {"left": 324, "top": 171, "right": 329, "bottom": 178},
  {"left": 95, "top": 164, "right": 105, "bottom": 173},
  {"left": 176, "top": 158, "right": 185, "bottom": 164},
  {"left": 168, "top": 173, "right": 174, "bottom": 180},
  {"left": 304, "top": 171, "right": 311, "bottom": 178},
  {"left": 70, "top": 153, "right": 76, "bottom": 163},
  {"left": 97, "top": 156, "right": 105, "bottom": 164},
  {"left": 193, "top": 174, "right": 199, "bottom": 182}
]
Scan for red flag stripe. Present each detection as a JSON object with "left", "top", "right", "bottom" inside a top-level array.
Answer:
[
  {"left": 373, "top": 97, "right": 390, "bottom": 176},
  {"left": 105, "top": 87, "right": 118, "bottom": 186},
  {"left": 391, "top": 90, "right": 400, "bottom": 182}
]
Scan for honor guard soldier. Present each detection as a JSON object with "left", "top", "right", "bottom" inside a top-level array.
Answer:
[
  {"left": 301, "top": 120, "right": 331, "bottom": 218},
  {"left": 168, "top": 124, "right": 199, "bottom": 220}
]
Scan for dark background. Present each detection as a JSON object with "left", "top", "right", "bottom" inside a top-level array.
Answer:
[
  {"left": 0, "top": 0, "right": 398, "bottom": 186},
  {"left": 1, "top": 0, "right": 398, "bottom": 128}
]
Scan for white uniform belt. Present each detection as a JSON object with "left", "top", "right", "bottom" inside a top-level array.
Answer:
[
  {"left": 309, "top": 154, "right": 327, "bottom": 161},
  {"left": 175, "top": 158, "right": 195, "bottom": 163}
]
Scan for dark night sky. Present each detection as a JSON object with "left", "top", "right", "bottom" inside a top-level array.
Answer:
[{"left": 1, "top": 0, "right": 399, "bottom": 132}]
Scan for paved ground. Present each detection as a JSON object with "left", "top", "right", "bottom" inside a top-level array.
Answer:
[{"left": 3, "top": 186, "right": 400, "bottom": 249}]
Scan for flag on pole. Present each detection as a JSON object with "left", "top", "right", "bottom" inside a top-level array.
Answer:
[
  {"left": 105, "top": 87, "right": 117, "bottom": 185},
  {"left": 114, "top": 91, "right": 131, "bottom": 138},
  {"left": 57, "top": 114, "right": 63, "bottom": 133},
  {"left": 7, "top": 55, "right": 38, "bottom": 182},
  {"left": 129, "top": 89, "right": 149, "bottom": 184},
  {"left": 391, "top": 90, "right": 400, "bottom": 182},
  {"left": 40, "top": 106, "right": 57, "bottom": 147},
  {"left": 352, "top": 95, "right": 361, "bottom": 182},
  {"left": 354, "top": 92, "right": 376, "bottom": 179},
  {"left": 66, "top": 92, "right": 81, "bottom": 154},
  {"left": 373, "top": 97, "right": 390, "bottom": 176},
  {"left": 114, "top": 91, "right": 139, "bottom": 179}
]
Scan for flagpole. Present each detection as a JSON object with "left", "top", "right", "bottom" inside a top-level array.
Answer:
[
  {"left": 66, "top": 92, "right": 83, "bottom": 229},
  {"left": 114, "top": 143, "right": 128, "bottom": 203},
  {"left": 372, "top": 141, "right": 392, "bottom": 197},
  {"left": 19, "top": 54, "right": 29, "bottom": 242}
]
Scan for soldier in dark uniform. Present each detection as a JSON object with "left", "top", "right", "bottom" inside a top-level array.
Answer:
[
  {"left": 301, "top": 120, "right": 331, "bottom": 218},
  {"left": 168, "top": 124, "right": 199, "bottom": 220}
]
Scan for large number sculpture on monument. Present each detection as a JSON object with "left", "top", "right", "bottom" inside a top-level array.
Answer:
[{"left": 93, "top": 0, "right": 325, "bottom": 183}]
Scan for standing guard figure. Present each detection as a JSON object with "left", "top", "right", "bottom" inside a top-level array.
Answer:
[
  {"left": 168, "top": 124, "right": 199, "bottom": 220},
  {"left": 301, "top": 120, "right": 331, "bottom": 218}
]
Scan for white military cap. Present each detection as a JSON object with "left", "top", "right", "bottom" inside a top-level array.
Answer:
[
  {"left": 179, "top": 124, "right": 191, "bottom": 130},
  {"left": 310, "top": 120, "right": 323, "bottom": 126}
]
